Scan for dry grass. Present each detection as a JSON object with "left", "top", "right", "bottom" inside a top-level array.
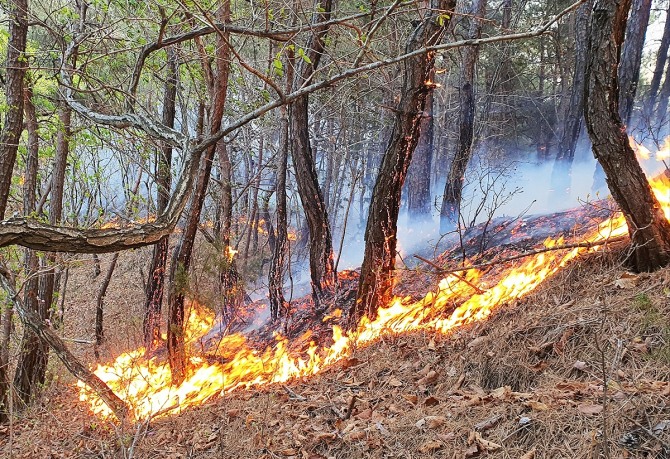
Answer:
[{"left": 1, "top": 246, "right": 670, "bottom": 458}]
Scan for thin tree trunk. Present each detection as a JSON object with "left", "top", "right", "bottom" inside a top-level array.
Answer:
[
  {"left": 13, "top": 81, "right": 49, "bottom": 408},
  {"left": 552, "top": 0, "right": 593, "bottom": 194},
  {"left": 95, "top": 254, "right": 119, "bottom": 347},
  {"left": 167, "top": 1, "right": 231, "bottom": 383},
  {"left": 0, "top": 0, "right": 28, "bottom": 218},
  {"left": 406, "top": 68, "right": 435, "bottom": 219},
  {"left": 143, "top": 48, "right": 177, "bottom": 349},
  {"left": 352, "top": 0, "right": 456, "bottom": 324},
  {"left": 643, "top": 0, "right": 670, "bottom": 121},
  {"left": 440, "top": 0, "right": 487, "bottom": 231},
  {"left": 584, "top": 0, "right": 670, "bottom": 272},
  {"left": 618, "top": 0, "right": 652, "bottom": 126},
  {"left": 290, "top": 0, "right": 337, "bottom": 313}
]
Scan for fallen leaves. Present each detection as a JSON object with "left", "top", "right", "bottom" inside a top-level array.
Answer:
[{"left": 577, "top": 403, "right": 604, "bottom": 415}]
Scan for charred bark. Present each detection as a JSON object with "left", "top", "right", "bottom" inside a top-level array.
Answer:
[
  {"left": 143, "top": 48, "right": 177, "bottom": 349},
  {"left": 167, "top": 1, "right": 231, "bottom": 383},
  {"left": 290, "top": 0, "right": 337, "bottom": 313},
  {"left": 351, "top": 0, "right": 456, "bottom": 325},
  {"left": 584, "top": 0, "right": 670, "bottom": 272},
  {"left": 440, "top": 0, "right": 487, "bottom": 231}
]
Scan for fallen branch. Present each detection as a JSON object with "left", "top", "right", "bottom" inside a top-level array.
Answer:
[
  {"left": 417, "top": 235, "right": 628, "bottom": 275},
  {"left": 413, "top": 254, "right": 484, "bottom": 293},
  {"left": 0, "top": 270, "right": 130, "bottom": 421}
]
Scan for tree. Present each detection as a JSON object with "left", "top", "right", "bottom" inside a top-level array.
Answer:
[
  {"left": 0, "top": 0, "right": 29, "bottom": 421},
  {"left": 352, "top": 0, "right": 456, "bottom": 324},
  {"left": 584, "top": 0, "right": 670, "bottom": 272},
  {"left": 143, "top": 48, "right": 177, "bottom": 349},
  {"left": 643, "top": 0, "right": 670, "bottom": 122},
  {"left": 440, "top": 0, "right": 487, "bottom": 231},
  {"left": 552, "top": 0, "right": 593, "bottom": 194}
]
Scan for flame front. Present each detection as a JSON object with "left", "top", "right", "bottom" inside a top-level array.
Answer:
[{"left": 78, "top": 174, "right": 670, "bottom": 421}]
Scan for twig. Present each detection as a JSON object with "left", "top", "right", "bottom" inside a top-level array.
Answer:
[
  {"left": 428, "top": 236, "right": 628, "bottom": 275},
  {"left": 283, "top": 385, "right": 307, "bottom": 401},
  {"left": 623, "top": 415, "right": 670, "bottom": 449},
  {"left": 343, "top": 395, "right": 357, "bottom": 421},
  {"left": 413, "top": 254, "right": 484, "bottom": 294}
]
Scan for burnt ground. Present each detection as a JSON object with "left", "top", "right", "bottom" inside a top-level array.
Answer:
[{"left": 2, "top": 201, "right": 670, "bottom": 458}]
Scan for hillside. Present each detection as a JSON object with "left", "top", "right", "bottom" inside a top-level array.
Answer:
[{"left": 1, "top": 243, "right": 669, "bottom": 458}]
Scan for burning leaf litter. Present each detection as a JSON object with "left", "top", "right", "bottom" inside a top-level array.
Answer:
[{"left": 77, "top": 172, "right": 670, "bottom": 421}]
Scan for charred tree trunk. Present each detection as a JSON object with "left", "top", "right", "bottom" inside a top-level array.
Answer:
[
  {"left": 440, "top": 0, "right": 486, "bottom": 232},
  {"left": 290, "top": 0, "right": 337, "bottom": 313},
  {"left": 406, "top": 67, "right": 435, "bottom": 220},
  {"left": 0, "top": 0, "right": 28, "bottom": 218},
  {"left": 644, "top": 1, "right": 670, "bottom": 122},
  {"left": 351, "top": 0, "right": 456, "bottom": 325},
  {"left": 584, "top": 0, "right": 670, "bottom": 272},
  {"left": 167, "top": 1, "right": 231, "bottom": 383},
  {"left": 143, "top": 48, "right": 177, "bottom": 349},
  {"left": 552, "top": 0, "right": 593, "bottom": 194}
]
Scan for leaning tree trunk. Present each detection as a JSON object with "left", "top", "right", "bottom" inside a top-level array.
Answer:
[
  {"left": 440, "top": 0, "right": 487, "bottom": 231},
  {"left": 290, "top": 0, "right": 337, "bottom": 313},
  {"left": 406, "top": 67, "right": 435, "bottom": 220},
  {"left": 584, "top": 0, "right": 670, "bottom": 272},
  {"left": 166, "top": 1, "right": 231, "bottom": 383},
  {"left": 592, "top": 0, "right": 651, "bottom": 190},
  {"left": 551, "top": 0, "right": 592, "bottom": 195},
  {"left": 351, "top": 0, "right": 456, "bottom": 325},
  {"left": 143, "top": 48, "right": 177, "bottom": 349}
]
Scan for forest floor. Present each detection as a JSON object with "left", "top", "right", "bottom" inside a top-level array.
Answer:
[{"left": 1, "top": 241, "right": 670, "bottom": 458}]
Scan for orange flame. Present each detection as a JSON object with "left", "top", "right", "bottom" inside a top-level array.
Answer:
[{"left": 78, "top": 177, "right": 670, "bottom": 421}]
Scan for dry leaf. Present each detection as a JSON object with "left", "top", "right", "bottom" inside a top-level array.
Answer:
[
  {"left": 473, "top": 431, "right": 502, "bottom": 450},
  {"left": 573, "top": 360, "right": 587, "bottom": 371},
  {"left": 424, "top": 396, "right": 440, "bottom": 406},
  {"left": 520, "top": 449, "right": 536, "bottom": 459},
  {"left": 417, "top": 370, "right": 438, "bottom": 386},
  {"left": 468, "top": 336, "right": 487, "bottom": 348},
  {"left": 464, "top": 443, "right": 481, "bottom": 458},
  {"left": 525, "top": 400, "right": 549, "bottom": 411},
  {"left": 425, "top": 416, "right": 447, "bottom": 429},
  {"left": 577, "top": 403, "right": 603, "bottom": 415},
  {"left": 388, "top": 377, "right": 403, "bottom": 387},
  {"left": 402, "top": 393, "right": 418, "bottom": 405},
  {"left": 418, "top": 440, "right": 443, "bottom": 453},
  {"left": 474, "top": 415, "right": 502, "bottom": 432},
  {"left": 343, "top": 430, "right": 366, "bottom": 442}
]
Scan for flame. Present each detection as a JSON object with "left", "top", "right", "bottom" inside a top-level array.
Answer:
[
  {"left": 78, "top": 176, "right": 670, "bottom": 422},
  {"left": 225, "top": 245, "right": 238, "bottom": 262}
]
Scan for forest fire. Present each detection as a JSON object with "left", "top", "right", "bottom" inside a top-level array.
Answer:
[{"left": 78, "top": 172, "right": 670, "bottom": 421}]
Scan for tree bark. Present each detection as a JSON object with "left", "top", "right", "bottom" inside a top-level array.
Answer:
[
  {"left": 351, "top": 0, "right": 456, "bottom": 324},
  {"left": 440, "top": 0, "right": 487, "bottom": 231},
  {"left": 290, "top": 0, "right": 337, "bottom": 313},
  {"left": 167, "top": 1, "right": 231, "bottom": 383},
  {"left": 0, "top": 0, "right": 28, "bottom": 219},
  {"left": 95, "top": 254, "right": 119, "bottom": 347},
  {"left": 143, "top": 48, "right": 177, "bottom": 349},
  {"left": 584, "top": 0, "right": 670, "bottom": 272}
]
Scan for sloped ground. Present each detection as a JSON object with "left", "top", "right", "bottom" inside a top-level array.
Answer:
[{"left": 1, "top": 243, "right": 670, "bottom": 459}]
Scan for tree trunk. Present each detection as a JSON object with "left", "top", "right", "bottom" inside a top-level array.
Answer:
[
  {"left": 0, "top": 0, "right": 28, "bottom": 219},
  {"left": 552, "top": 0, "right": 593, "bottom": 194},
  {"left": 290, "top": 0, "right": 337, "bottom": 313},
  {"left": 618, "top": 0, "right": 651, "bottom": 126},
  {"left": 351, "top": 0, "right": 456, "bottom": 324},
  {"left": 643, "top": 0, "right": 670, "bottom": 122},
  {"left": 95, "top": 254, "right": 119, "bottom": 348},
  {"left": 143, "top": 48, "right": 177, "bottom": 349},
  {"left": 12, "top": 82, "right": 46, "bottom": 407},
  {"left": 406, "top": 67, "right": 435, "bottom": 219},
  {"left": 440, "top": 0, "right": 487, "bottom": 231},
  {"left": 167, "top": 1, "right": 231, "bottom": 383},
  {"left": 584, "top": 0, "right": 670, "bottom": 272}
]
